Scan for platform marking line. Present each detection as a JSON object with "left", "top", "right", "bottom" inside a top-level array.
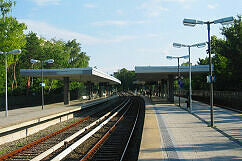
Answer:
[{"left": 154, "top": 106, "right": 184, "bottom": 161}]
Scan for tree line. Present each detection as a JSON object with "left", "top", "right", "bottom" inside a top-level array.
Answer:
[{"left": 0, "top": 0, "right": 90, "bottom": 97}]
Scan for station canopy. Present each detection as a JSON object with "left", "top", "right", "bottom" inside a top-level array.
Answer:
[
  {"left": 20, "top": 67, "right": 121, "bottom": 85},
  {"left": 135, "top": 65, "right": 213, "bottom": 82}
]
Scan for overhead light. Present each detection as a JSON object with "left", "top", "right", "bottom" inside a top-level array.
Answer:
[
  {"left": 173, "top": 43, "right": 182, "bottom": 48},
  {"left": 182, "top": 55, "right": 189, "bottom": 59},
  {"left": 173, "top": 43, "right": 188, "bottom": 48},
  {"left": 30, "top": 59, "right": 40, "bottom": 63},
  {"left": 7, "top": 49, "right": 21, "bottom": 55},
  {"left": 191, "top": 42, "right": 206, "bottom": 48},
  {"left": 183, "top": 18, "right": 204, "bottom": 27},
  {"left": 166, "top": 56, "right": 173, "bottom": 59},
  {"left": 44, "top": 59, "right": 54, "bottom": 63},
  {"left": 214, "top": 17, "right": 234, "bottom": 25}
]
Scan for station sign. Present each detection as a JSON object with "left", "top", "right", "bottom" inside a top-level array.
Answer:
[
  {"left": 206, "top": 76, "right": 216, "bottom": 83},
  {"left": 40, "top": 83, "right": 45, "bottom": 87}
]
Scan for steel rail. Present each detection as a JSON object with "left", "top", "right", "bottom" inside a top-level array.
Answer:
[
  {"left": 31, "top": 98, "right": 129, "bottom": 161},
  {"left": 0, "top": 116, "right": 89, "bottom": 161},
  {"left": 0, "top": 97, "right": 127, "bottom": 161},
  {"left": 80, "top": 101, "right": 133, "bottom": 161},
  {"left": 31, "top": 110, "right": 110, "bottom": 161},
  {"left": 51, "top": 99, "right": 131, "bottom": 161},
  {"left": 120, "top": 100, "right": 140, "bottom": 161},
  {"left": 80, "top": 97, "right": 141, "bottom": 161}
]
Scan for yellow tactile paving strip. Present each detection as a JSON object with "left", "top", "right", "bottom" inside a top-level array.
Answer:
[{"left": 138, "top": 101, "right": 165, "bottom": 160}]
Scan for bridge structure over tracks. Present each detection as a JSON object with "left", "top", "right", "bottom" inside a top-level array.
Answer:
[
  {"left": 135, "top": 65, "right": 213, "bottom": 102},
  {"left": 20, "top": 67, "right": 121, "bottom": 105}
]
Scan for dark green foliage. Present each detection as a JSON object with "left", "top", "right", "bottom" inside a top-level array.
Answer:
[
  {"left": 0, "top": 0, "right": 15, "bottom": 18},
  {"left": 0, "top": 0, "right": 26, "bottom": 95},
  {"left": 13, "top": 33, "right": 90, "bottom": 96},
  {"left": 194, "top": 16, "right": 242, "bottom": 91},
  {"left": 113, "top": 68, "right": 136, "bottom": 91},
  {"left": 65, "top": 39, "right": 90, "bottom": 68},
  {"left": 0, "top": 0, "right": 90, "bottom": 97}
]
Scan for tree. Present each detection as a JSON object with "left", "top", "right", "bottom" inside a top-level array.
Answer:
[
  {"left": 65, "top": 39, "right": 90, "bottom": 68},
  {"left": 0, "top": 0, "right": 15, "bottom": 18},
  {"left": 193, "top": 16, "right": 242, "bottom": 91},
  {"left": 212, "top": 16, "right": 242, "bottom": 90},
  {"left": 113, "top": 68, "right": 136, "bottom": 91},
  {"left": 16, "top": 32, "right": 44, "bottom": 95},
  {"left": 0, "top": 0, "right": 26, "bottom": 95}
]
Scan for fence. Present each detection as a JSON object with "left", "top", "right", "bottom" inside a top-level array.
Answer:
[
  {"left": 0, "top": 90, "right": 79, "bottom": 111},
  {"left": 174, "top": 90, "right": 242, "bottom": 110}
]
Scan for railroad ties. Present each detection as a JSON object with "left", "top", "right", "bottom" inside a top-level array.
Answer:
[{"left": 0, "top": 93, "right": 144, "bottom": 161}]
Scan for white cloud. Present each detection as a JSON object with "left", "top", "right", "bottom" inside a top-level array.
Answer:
[
  {"left": 32, "top": 0, "right": 61, "bottom": 6},
  {"left": 146, "top": 33, "right": 160, "bottom": 38},
  {"left": 110, "top": 35, "right": 137, "bottom": 42},
  {"left": 138, "top": 0, "right": 168, "bottom": 17},
  {"left": 19, "top": 19, "right": 138, "bottom": 45},
  {"left": 93, "top": 20, "right": 148, "bottom": 26},
  {"left": 116, "top": 10, "right": 124, "bottom": 15},
  {"left": 137, "top": 48, "right": 161, "bottom": 54},
  {"left": 84, "top": 3, "right": 97, "bottom": 8},
  {"left": 208, "top": 4, "right": 218, "bottom": 9},
  {"left": 20, "top": 19, "right": 101, "bottom": 45},
  {"left": 162, "top": 0, "right": 195, "bottom": 3}
]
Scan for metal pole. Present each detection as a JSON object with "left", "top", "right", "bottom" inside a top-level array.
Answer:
[
  {"left": 188, "top": 46, "right": 192, "bottom": 112},
  {"left": 207, "top": 23, "right": 214, "bottom": 126},
  {"left": 5, "top": 53, "right": 8, "bottom": 117},
  {"left": 41, "top": 61, "right": 44, "bottom": 110},
  {"left": 178, "top": 58, "right": 180, "bottom": 107}
]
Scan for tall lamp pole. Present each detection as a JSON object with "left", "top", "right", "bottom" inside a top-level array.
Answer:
[
  {"left": 0, "top": 49, "right": 21, "bottom": 117},
  {"left": 30, "top": 59, "right": 54, "bottom": 110},
  {"left": 183, "top": 16, "right": 234, "bottom": 126},
  {"left": 173, "top": 42, "right": 206, "bottom": 112},
  {"left": 167, "top": 55, "right": 189, "bottom": 107}
]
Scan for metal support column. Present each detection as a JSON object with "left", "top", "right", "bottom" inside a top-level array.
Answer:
[
  {"left": 168, "top": 75, "right": 174, "bottom": 103},
  {"left": 64, "top": 77, "right": 70, "bottom": 105}
]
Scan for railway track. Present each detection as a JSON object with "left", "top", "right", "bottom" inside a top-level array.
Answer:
[
  {"left": 0, "top": 96, "right": 128, "bottom": 161},
  {"left": 0, "top": 96, "right": 144, "bottom": 161},
  {"left": 81, "top": 97, "right": 143, "bottom": 161}
]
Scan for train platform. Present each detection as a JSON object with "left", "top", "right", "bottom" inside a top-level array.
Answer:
[
  {"left": 138, "top": 96, "right": 242, "bottom": 161},
  {"left": 0, "top": 96, "right": 117, "bottom": 145}
]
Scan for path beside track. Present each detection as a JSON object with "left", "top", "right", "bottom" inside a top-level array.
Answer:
[{"left": 138, "top": 96, "right": 242, "bottom": 161}]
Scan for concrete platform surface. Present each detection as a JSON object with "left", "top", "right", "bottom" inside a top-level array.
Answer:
[
  {"left": 138, "top": 97, "right": 165, "bottom": 161},
  {"left": 138, "top": 96, "right": 242, "bottom": 161},
  {"left": 175, "top": 96, "right": 242, "bottom": 143},
  {"left": 0, "top": 96, "right": 114, "bottom": 133}
]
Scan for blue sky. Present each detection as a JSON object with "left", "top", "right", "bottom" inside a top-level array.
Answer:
[{"left": 11, "top": 0, "right": 241, "bottom": 74}]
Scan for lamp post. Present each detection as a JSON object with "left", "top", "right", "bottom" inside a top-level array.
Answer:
[
  {"left": 0, "top": 49, "right": 21, "bottom": 117},
  {"left": 173, "top": 42, "right": 206, "bottom": 112},
  {"left": 183, "top": 16, "right": 234, "bottom": 126},
  {"left": 30, "top": 59, "right": 54, "bottom": 110},
  {"left": 167, "top": 55, "right": 189, "bottom": 107}
]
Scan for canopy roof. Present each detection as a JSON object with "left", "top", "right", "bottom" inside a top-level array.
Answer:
[
  {"left": 135, "top": 65, "right": 213, "bottom": 82},
  {"left": 20, "top": 67, "right": 121, "bottom": 85}
]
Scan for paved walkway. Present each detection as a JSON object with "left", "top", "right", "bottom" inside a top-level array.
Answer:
[
  {"left": 175, "top": 96, "right": 242, "bottom": 144},
  {"left": 0, "top": 97, "right": 107, "bottom": 131},
  {"left": 138, "top": 96, "right": 242, "bottom": 161},
  {"left": 138, "top": 97, "right": 165, "bottom": 160}
]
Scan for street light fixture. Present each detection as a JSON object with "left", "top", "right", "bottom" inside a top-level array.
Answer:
[
  {"left": 0, "top": 49, "right": 21, "bottom": 117},
  {"left": 183, "top": 16, "right": 234, "bottom": 126},
  {"left": 173, "top": 42, "right": 206, "bottom": 112},
  {"left": 30, "top": 59, "right": 54, "bottom": 110},
  {"left": 166, "top": 55, "right": 189, "bottom": 107}
]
